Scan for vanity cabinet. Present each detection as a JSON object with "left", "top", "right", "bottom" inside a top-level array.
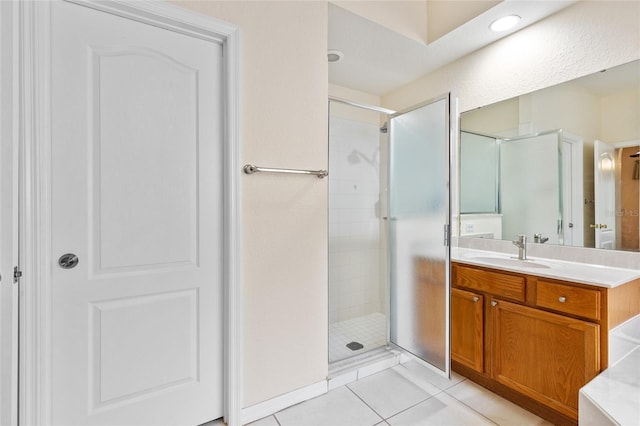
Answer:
[{"left": 451, "top": 262, "right": 611, "bottom": 426}]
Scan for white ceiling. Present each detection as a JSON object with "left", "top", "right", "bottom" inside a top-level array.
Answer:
[{"left": 328, "top": 1, "right": 577, "bottom": 96}]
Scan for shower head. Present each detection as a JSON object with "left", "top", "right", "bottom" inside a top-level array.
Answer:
[{"left": 347, "top": 150, "right": 361, "bottom": 164}]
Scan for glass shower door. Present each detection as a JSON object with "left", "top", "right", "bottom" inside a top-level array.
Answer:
[
  {"left": 389, "top": 96, "right": 450, "bottom": 374},
  {"left": 499, "top": 131, "right": 562, "bottom": 244}
]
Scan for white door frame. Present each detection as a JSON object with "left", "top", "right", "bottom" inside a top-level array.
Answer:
[
  {"left": 561, "top": 131, "right": 584, "bottom": 247},
  {"left": 12, "top": 1, "right": 242, "bottom": 425},
  {"left": 0, "top": 1, "right": 20, "bottom": 425}
]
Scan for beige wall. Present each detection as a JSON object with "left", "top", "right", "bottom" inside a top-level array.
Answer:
[
  {"left": 333, "top": 1, "right": 427, "bottom": 44},
  {"left": 173, "top": 1, "right": 329, "bottom": 408},
  {"left": 460, "top": 97, "right": 519, "bottom": 136},
  {"left": 601, "top": 88, "right": 640, "bottom": 143},
  {"left": 329, "top": 83, "right": 381, "bottom": 123},
  {"left": 426, "top": 1, "right": 500, "bottom": 43}
]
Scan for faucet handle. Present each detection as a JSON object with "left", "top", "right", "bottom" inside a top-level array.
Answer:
[
  {"left": 533, "top": 233, "right": 548, "bottom": 244},
  {"left": 513, "top": 234, "right": 526, "bottom": 245}
]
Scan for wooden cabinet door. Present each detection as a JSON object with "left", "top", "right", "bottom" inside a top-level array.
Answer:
[
  {"left": 490, "top": 299, "right": 600, "bottom": 420},
  {"left": 451, "top": 288, "right": 483, "bottom": 372}
]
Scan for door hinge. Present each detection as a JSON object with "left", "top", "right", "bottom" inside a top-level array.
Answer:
[
  {"left": 444, "top": 224, "right": 450, "bottom": 246},
  {"left": 13, "top": 266, "right": 22, "bottom": 283}
]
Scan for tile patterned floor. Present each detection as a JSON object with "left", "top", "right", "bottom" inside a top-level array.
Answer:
[
  {"left": 329, "top": 313, "right": 387, "bottom": 363},
  {"left": 248, "top": 360, "right": 553, "bottom": 426}
]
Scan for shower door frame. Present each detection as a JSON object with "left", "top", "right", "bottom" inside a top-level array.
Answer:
[
  {"left": 386, "top": 93, "right": 453, "bottom": 377},
  {"left": 327, "top": 93, "right": 455, "bottom": 377}
]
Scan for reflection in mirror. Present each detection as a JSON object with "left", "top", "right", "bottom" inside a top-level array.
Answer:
[{"left": 459, "top": 60, "right": 640, "bottom": 252}]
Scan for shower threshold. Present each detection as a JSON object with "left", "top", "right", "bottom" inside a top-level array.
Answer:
[{"left": 328, "top": 346, "right": 408, "bottom": 387}]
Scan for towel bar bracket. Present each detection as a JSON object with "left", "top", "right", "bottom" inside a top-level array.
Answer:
[{"left": 243, "top": 164, "right": 328, "bottom": 179}]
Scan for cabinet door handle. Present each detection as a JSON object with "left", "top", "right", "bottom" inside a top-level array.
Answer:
[
  {"left": 491, "top": 301, "right": 498, "bottom": 307},
  {"left": 472, "top": 296, "right": 479, "bottom": 303},
  {"left": 558, "top": 296, "right": 567, "bottom": 303}
]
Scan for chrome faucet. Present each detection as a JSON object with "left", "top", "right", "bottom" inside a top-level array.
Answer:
[
  {"left": 534, "top": 233, "right": 549, "bottom": 244},
  {"left": 512, "top": 234, "right": 527, "bottom": 260}
]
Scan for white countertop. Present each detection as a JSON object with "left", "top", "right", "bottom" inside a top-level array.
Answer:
[
  {"left": 452, "top": 247, "right": 640, "bottom": 288},
  {"left": 579, "top": 315, "right": 640, "bottom": 425}
]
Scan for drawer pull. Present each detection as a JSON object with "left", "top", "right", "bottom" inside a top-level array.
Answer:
[
  {"left": 491, "top": 301, "right": 498, "bottom": 307},
  {"left": 472, "top": 296, "right": 479, "bottom": 303},
  {"left": 558, "top": 296, "right": 567, "bottom": 303}
]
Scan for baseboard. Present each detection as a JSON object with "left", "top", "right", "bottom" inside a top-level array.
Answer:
[{"left": 241, "top": 380, "right": 328, "bottom": 425}]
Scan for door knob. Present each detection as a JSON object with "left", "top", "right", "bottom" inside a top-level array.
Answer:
[{"left": 58, "top": 253, "right": 79, "bottom": 269}]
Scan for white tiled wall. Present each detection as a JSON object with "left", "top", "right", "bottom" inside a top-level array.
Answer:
[{"left": 328, "top": 116, "right": 384, "bottom": 323}]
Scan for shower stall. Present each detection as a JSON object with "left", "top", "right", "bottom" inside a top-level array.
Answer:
[
  {"left": 328, "top": 100, "right": 389, "bottom": 363},
  {"left": 328, "top": 96, "right": 451, "bottom": 374}
]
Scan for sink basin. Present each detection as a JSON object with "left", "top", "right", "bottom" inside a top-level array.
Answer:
[{"left": 470, "top": 256, "right": 551, "bottom": 269}]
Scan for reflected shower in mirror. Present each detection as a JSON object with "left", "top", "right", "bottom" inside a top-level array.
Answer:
[{"left": 459, "top": 60, "right": 640, "bottom": 252}]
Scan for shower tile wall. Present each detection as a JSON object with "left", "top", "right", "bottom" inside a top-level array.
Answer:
[{"left": 329, "top": 116, "right": 384, "bottom": 324}]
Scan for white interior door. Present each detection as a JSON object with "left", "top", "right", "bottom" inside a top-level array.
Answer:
[
  {"left": 594, "top": 140, "right": 616, "bottom": 249},
  {"left": 50, "top": 2, "right": 223, "bottom": 424},
  {"left": 0, "top": 2, "right": 19, "bottom": 422}
]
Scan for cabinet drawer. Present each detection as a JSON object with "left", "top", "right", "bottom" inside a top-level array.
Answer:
[
  {"left": 536, "top": 280, "right": 601, "bottom": 320},
  {"left": 455, "top": 265, "right": 525, "bottom": 302}
]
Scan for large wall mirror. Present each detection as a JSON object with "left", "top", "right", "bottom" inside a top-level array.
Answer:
[{"left": 459, "top": 59, "right": 640, "bottom": 252}]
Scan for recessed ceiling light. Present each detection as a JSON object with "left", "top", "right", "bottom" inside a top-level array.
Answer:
[
  {"left": 489, "top": 15, "right": 521, "bottom": 32},
  {"left": 327, "top": 49, "right": 343, "bottom": 63}
]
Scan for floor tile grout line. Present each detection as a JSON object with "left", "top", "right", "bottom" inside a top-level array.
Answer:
[
  {"left": 271, "top": 413, "right": 283, "bottom": 426},
  {"left": 444, "top": 378, "right": 549, "bottom": 425},
  {"left": 442, "top": 387, "right": 501, "bottom": 426},
  {"left": 344, "top": 383, "right": 386, "bottom": 424},
  {"left": 378, "top": 390, "right": 445, "bottom": 422},
  {"left": 346, "top": 363, "right": 453, "bottom": 422}
]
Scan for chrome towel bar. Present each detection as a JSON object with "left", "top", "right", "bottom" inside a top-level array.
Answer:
[{"left": 243, "top": 164, "right": 328, "bottom": 179}]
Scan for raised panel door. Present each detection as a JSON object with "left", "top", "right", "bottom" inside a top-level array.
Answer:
[
  {"left": 451, "top": 288, "right": 483, "bottom": 372},
  {"left": 490, "top": 299, "right": 600, "bottom": 420},
  {"left": 50, "top": 2, "right": 223, "bottom": 424}
]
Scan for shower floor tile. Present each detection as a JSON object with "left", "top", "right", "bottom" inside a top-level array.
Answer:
[{"left": 329, "top": 312, "right": 387, "bottom": 363}]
